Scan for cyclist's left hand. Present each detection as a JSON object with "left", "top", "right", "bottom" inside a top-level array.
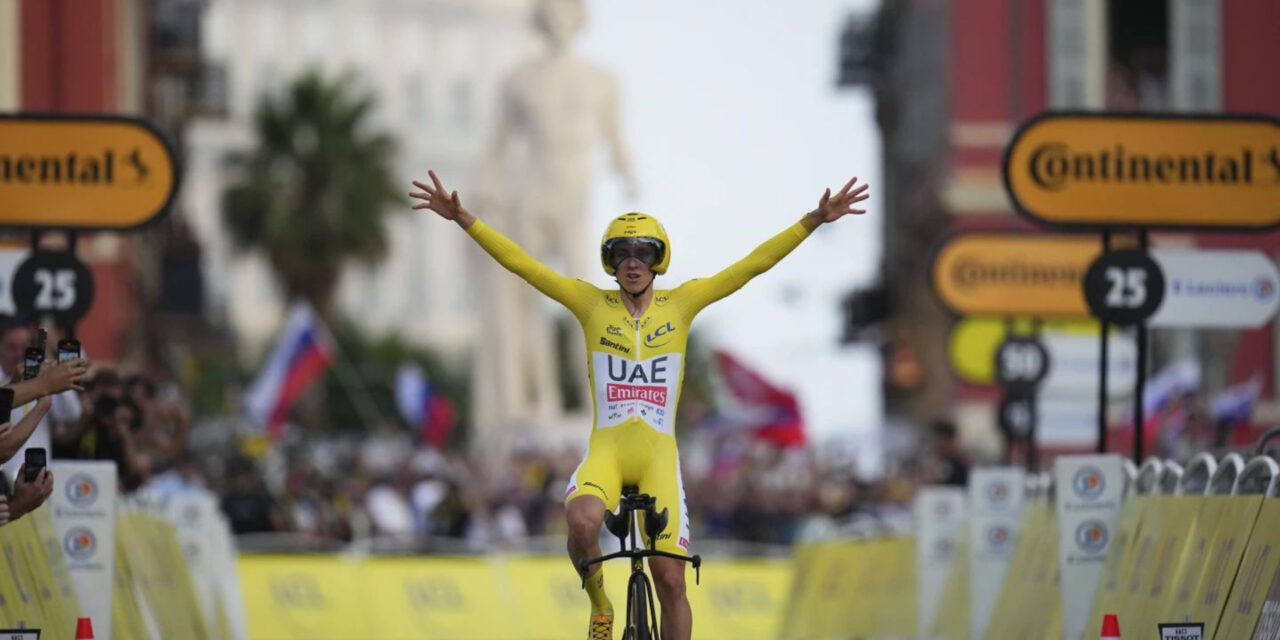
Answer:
[{"left": 808, "top": 176, "right": 870, "bottom": 225}]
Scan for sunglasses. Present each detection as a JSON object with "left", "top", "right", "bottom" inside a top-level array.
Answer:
[{"left": 605, "top": 238, "right": 663, "bottom": 269}]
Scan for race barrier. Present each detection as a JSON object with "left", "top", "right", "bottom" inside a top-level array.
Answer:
[
  {"left": 0, "top": 462, "right": 243, "bottom": 640},
  {"left": 237, "top": 552, "right": 793, "bottom": 640},
  {"left": 778, "top": 537, "right": 916, "bottom": 639},
  {"left": 777, "top": 450, "right": 1280, "bottom": 639}
]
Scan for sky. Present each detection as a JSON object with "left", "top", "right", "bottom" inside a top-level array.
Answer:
[{"left": 575, "top": 1, "right": 886, "bottom": 470}]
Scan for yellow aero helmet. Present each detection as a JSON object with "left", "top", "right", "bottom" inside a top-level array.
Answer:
[{"left": 601, "top": 212, "right": 670, "bottom": 275}]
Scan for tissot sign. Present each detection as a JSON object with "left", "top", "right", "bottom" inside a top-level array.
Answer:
[
  {"left": 1004, "top": 113, "right": 1280, "bottom": 229},
  {"left": 0, "top": 114, "right": 178, "bottom": 229}
]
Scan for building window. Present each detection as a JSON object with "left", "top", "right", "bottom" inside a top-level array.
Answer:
[
  {"left": 1106, "top": 0, "right": 1169, "bottom": 110},
  {"left": 1170, "top": 0, "right": 1220, "bottom": 111}
]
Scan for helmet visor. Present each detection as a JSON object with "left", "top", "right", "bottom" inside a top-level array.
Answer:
[{"left": 605, "top": 237, "right": 664, "bottom": 270}]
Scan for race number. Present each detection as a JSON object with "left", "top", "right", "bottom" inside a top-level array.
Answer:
[
  {"left": 997, "top": 389, "right": 1037, "bottom": 441},
  {"left": 11, "top": 251, "right": 94, "bottom": 326},
  {"left": 993, "top": 336, "right": 1050, "bottom": 391},
  {"left": 1083, "top": 250, "right": 1165, "bottom": 325}
]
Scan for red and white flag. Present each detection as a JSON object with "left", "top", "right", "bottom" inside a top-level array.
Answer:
[{"left": 713, "top": 349, "right": 806, "bottom": 448}]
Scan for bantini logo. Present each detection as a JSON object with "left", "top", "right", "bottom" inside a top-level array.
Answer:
[
  {"left": 1075, "top": 519, "right": 1109, "bottom": 554},
  {"left": 63, "top": 527, "right": 97, "bottom": 560},
  {"left": 1072, "top": 466, "right": 1106, "bottom": 500},
  {"left": 65, "top": 474, "right": 99, "bottom": 508}
]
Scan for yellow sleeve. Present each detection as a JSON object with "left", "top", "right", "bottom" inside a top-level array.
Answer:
[
  {"left": 466, "top": 220, "right": 599, "bottom": 317},
  {"left": 674, "top": 218, "right": 814, "bottom": 317}
]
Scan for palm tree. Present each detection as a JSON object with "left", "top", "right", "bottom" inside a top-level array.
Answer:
[{"left": 222, "top": 70, "right": 402, "bottom": 319}]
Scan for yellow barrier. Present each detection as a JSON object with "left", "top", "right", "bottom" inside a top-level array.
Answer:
[
  {"left": 239, "top": 552, "right": 793, "bottom": 640},
  {"left": 0, "top": 505, "right": 82, "bottom": 639},
  {"left": 984, "top": 501, "right": 1059, "bottom": 640},
  {"left": 1164, "top": 495, "right": 1264, "bottom": 637},
  {"left": 1218, "top": 498, "right": 1280, "bottom": 638},
  {"left": 1084, "top": 493, "right": 1148, "bottom": 640},
  {"left": 773, "top": 537, "right": 915, "bottom": 639}
]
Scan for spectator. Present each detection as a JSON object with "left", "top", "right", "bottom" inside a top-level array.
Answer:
[
  {"left": 0, "top": 317, "right": 84, "bottom": 483},
  {"left": 52, "top": 395, "right": 147, "bottom": 491},
  {"left": 929, "top": 420, "right": 969, "bottom": 487},
  {"left": 221, "top": 458, "right": 288, "bottom": 535}
]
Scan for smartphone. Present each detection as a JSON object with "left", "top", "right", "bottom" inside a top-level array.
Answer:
[
  {"left": 24, "top": 447, "right": 46, "bottom": 483},
  {"left": 57, "top": 338, "right": 81, "bottom": 363},
  {"left": 0, "top": 387, "right": 13, "bottom": 418},
  {"left": 21, "top": 328, "right": 45, "bottom": 381}
]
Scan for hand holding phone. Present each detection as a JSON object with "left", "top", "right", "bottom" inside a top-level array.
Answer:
[
  {"left": 57, "top": 338, "right": 81, "bottom": 364},
  {"left": 21, "top": 328, "right": 46, "bottom": 381},
  {"left": 23, "top": 448, "right": 46, "bottom": 483},
  {"left": 0, "top": 387, "right": 13, "bottom": 419}
]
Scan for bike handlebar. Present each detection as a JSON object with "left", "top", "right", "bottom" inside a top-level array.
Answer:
[{"left": 579, "top": 550, "right": 702, "bottom": 588}]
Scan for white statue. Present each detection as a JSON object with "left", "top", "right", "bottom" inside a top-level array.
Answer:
[{"left": 472, "top": 0, "right": 635, "bottom": 447}]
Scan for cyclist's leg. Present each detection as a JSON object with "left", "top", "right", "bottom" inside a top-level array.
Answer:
[
  {"left": 638, "top": 437, "right": 692, "bottom": 640},
  {"left": 564, "top": 434, "right": 621, "bottom": 626}
]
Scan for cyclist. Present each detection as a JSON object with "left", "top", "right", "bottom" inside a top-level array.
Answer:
[{"left": 411, "top": 170, "right": 869, "bottom": 640}]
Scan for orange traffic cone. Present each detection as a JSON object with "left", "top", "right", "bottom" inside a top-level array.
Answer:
[
  {"left": 1100, "top": 613, "right": 1122, "bottom": 639},
  {"left": 74, "top": 617, "right": 94, "bottom": 639}
]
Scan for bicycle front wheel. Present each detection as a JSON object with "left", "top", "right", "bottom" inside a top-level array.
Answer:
[{"left": 625, "top": 571, "right": 652, "bottom": 640}]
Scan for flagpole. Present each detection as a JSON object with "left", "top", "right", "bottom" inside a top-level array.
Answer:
[
  {"left": 307, "top": 305, "right": 388, "bottom": 431},
  {"left": 328, "top": 339, "right": 389, "bottom": 431}
]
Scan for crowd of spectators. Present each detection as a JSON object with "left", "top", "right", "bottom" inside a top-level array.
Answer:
[
  {"left": 0, "top": 315, "right": 193, "bottom": 528},
  {"left": 209, "top": 423, "right": 954, "bottom": 551},
  {"left": 0, "top": 312, "right": 971, "bottom": 552}
]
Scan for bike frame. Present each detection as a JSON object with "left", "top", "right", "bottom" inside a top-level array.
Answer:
[{"left": 579, "top": 489, "right": 702, "bottom": 640}]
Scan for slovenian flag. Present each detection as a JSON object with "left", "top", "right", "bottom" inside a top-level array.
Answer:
[
  {"left": 395, "top": 363, "right": 458, "bottom": 449},
  {"left": 244, "top": 303, "right": 334, "bottom": 440}
]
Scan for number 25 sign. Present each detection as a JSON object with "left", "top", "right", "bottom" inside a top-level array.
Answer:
[{"left": 11, "top": 251, "right": 94, "bottom": 326}]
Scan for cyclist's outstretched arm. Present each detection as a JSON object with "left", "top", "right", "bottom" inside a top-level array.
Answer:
[
  {"left": 678, "top": 175, "right": 870, "bottom": 315},
  {"left": 411, "top": 170, "right": 596, "bottom": 312}
]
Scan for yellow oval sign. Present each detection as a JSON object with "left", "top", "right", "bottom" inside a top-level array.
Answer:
[
  {"left": 932, "top": 233, "right": 1099, "bottom": 317},
  {"left": 0, "top": 114, "right": 178, "bottom": 229},
  {"left": 1004, "top": 112, "right": 1280, "bottom": 229},
  {"left": 948, "top": 316, "right": 1101, "bottom": 384}
]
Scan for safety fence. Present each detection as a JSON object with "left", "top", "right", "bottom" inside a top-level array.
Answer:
[{"left": 776, "top": 452, "right": 1280, "bottom": 640}]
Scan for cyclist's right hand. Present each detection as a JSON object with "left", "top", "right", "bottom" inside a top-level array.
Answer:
[{"left": 411, "top": 170, "right": 475, "bottom": 228}]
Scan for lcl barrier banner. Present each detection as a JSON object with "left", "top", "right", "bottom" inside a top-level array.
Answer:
[
  {"left": 1085, "top": 495, "right": 1150, "bottom": 640},
  {"left": 244, "top": 553, "right": 795, "bottom": 640},
  {"left": 968, "top": 467, "right": 1025, "bottom": 640},
  {"left": 914, "top": 487, "right": 966, "bottom": 638},
  {"left": 1055, "top": 454, "right": 1125, "bottom": 640},
  {"left": 985, "top": 500, "right": 1061, "bottom": 639},
  {"left": 1219, "top": 498, "right": 1280, "bottom": 638},
  {"left": 164, "top": 490, "right": 248, "bottom": 640},
  {"left": 0, "top": 505, "right": 83, "bottom": 640},
  {"left": 48, "top": 461, "right": 117, "bottom": 639},
  {"left": 1155, "top": 494, "right": 1260, "bottom": 637}
]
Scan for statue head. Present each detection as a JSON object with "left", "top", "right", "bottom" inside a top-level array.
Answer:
[{"left": 533, "top": 0, "right": 585, "bottom": 49}]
